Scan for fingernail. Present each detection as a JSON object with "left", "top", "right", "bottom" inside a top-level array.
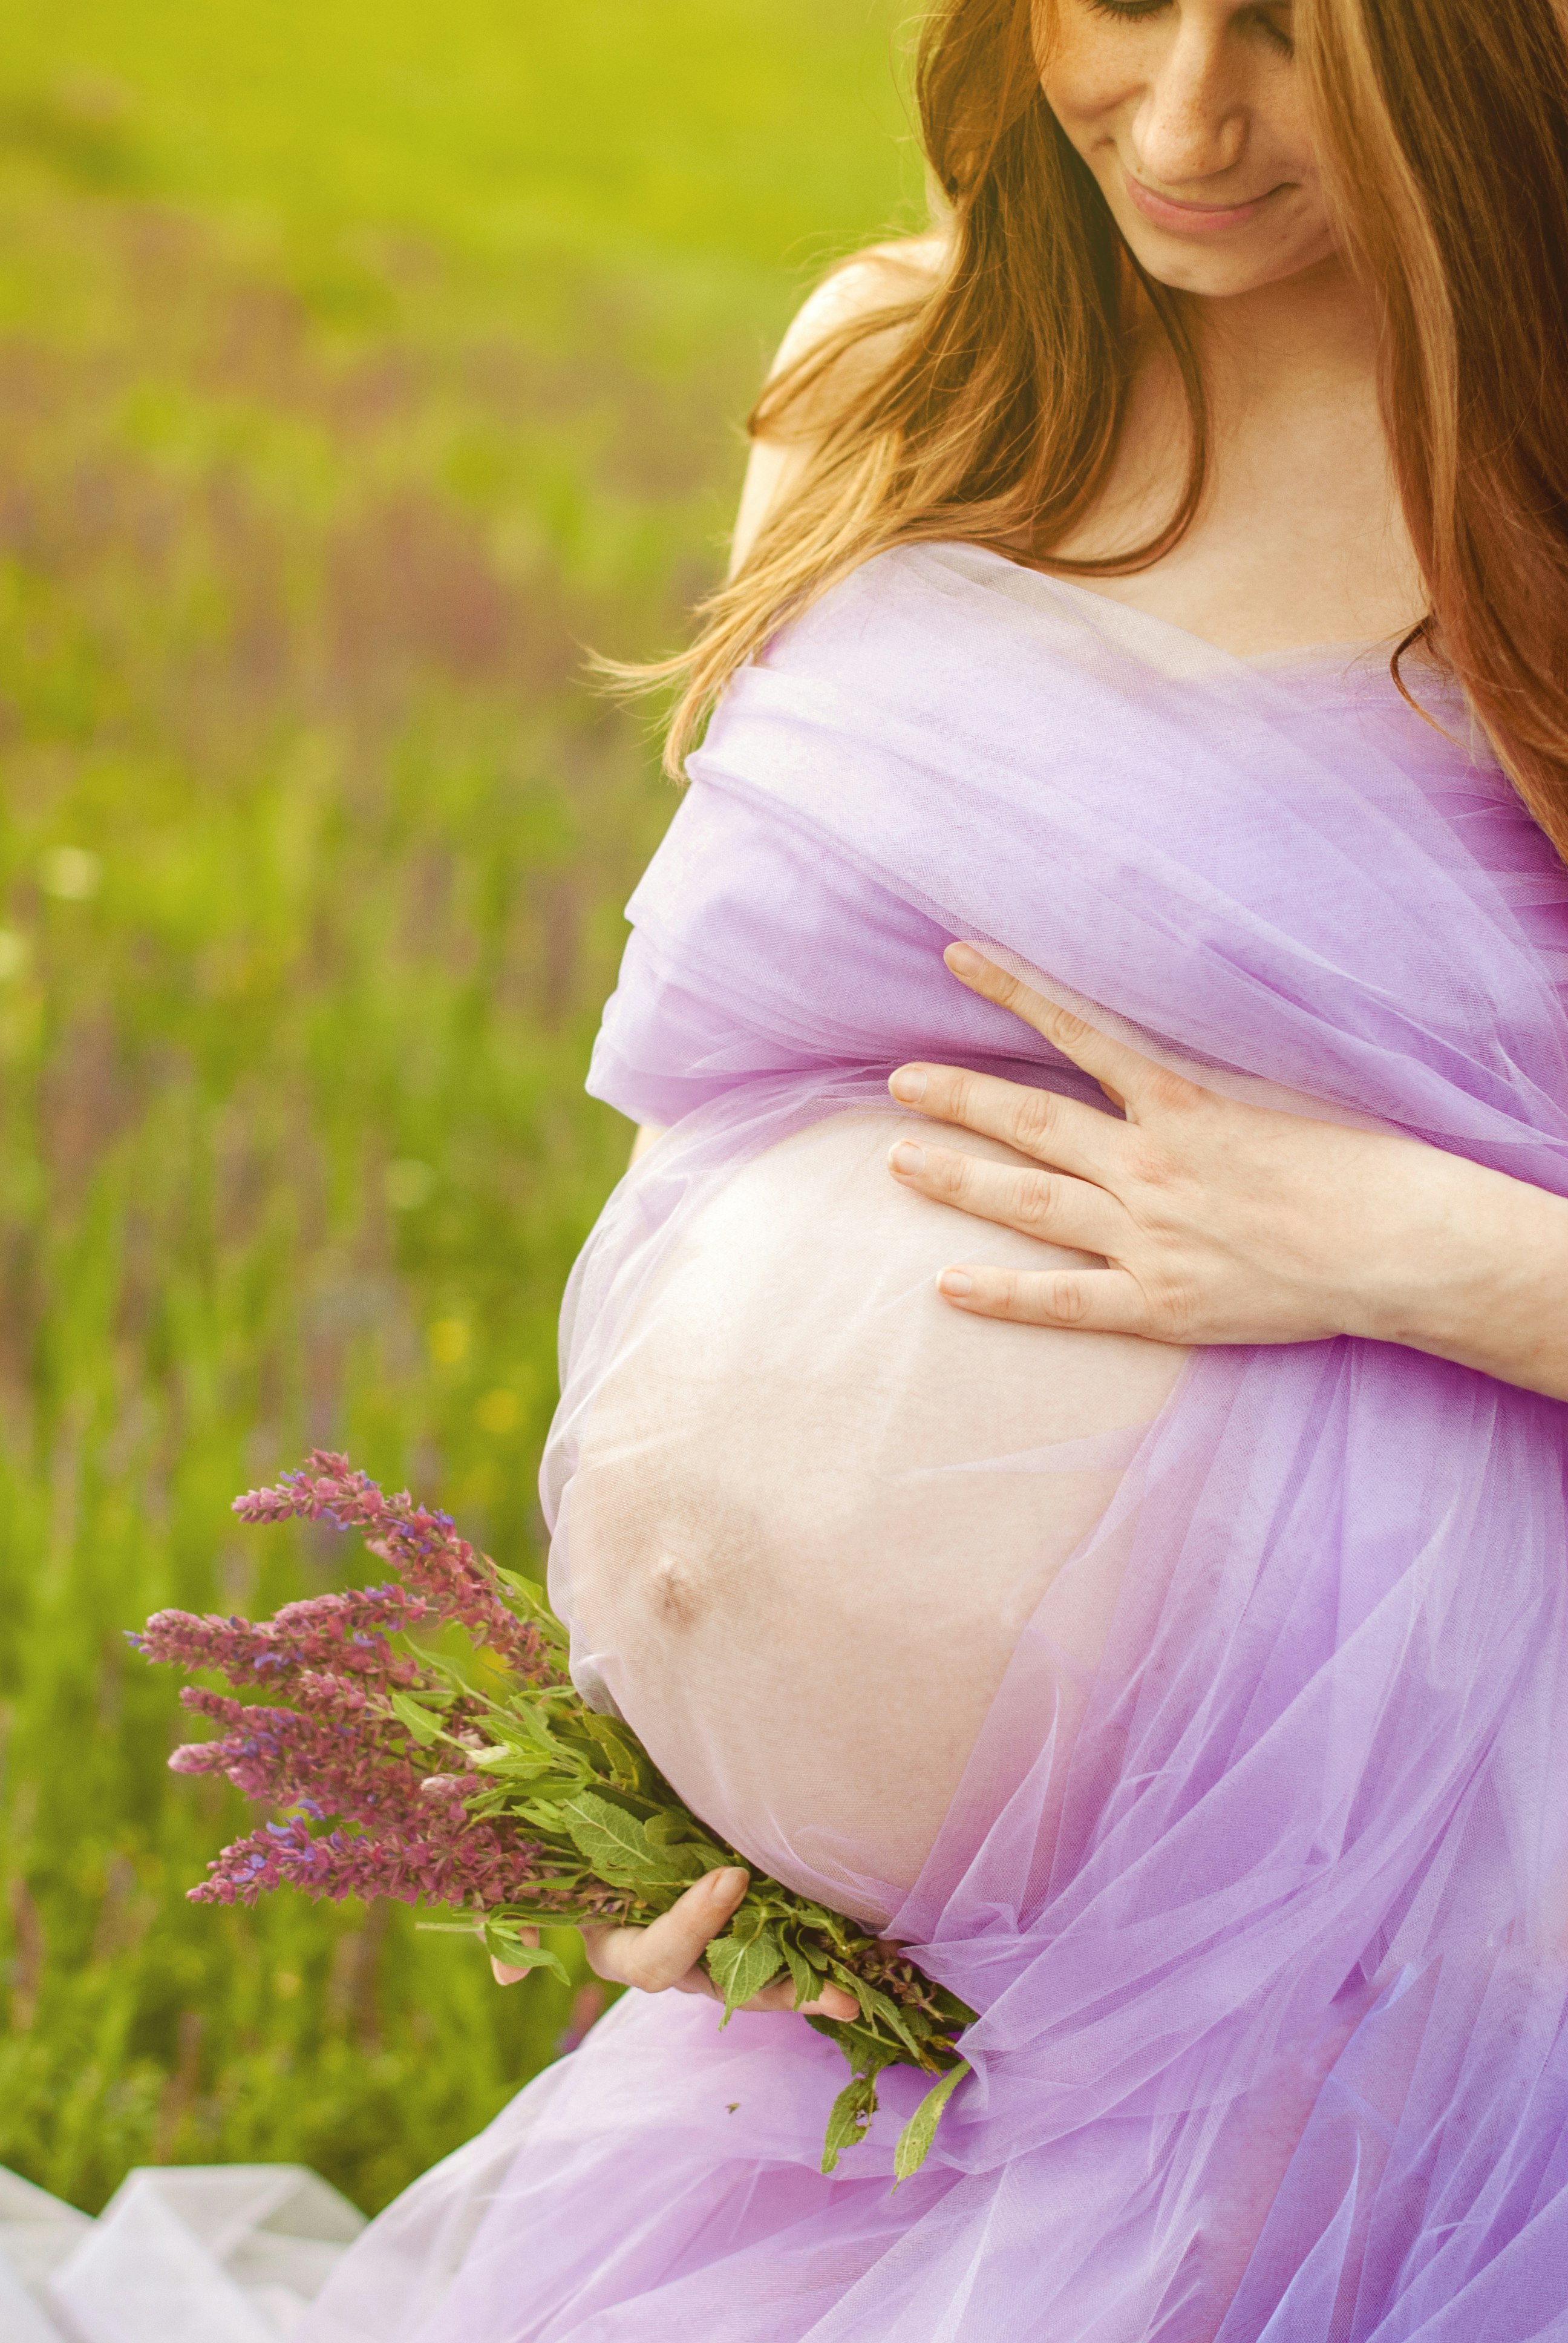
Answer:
[
  {"left": 945, "top": 942, "right": 984, "bottom": 978},
  {"left": 938, "top": 1270, "right": 975, "bottom": 1297},
  {"left": 889, "top": 1065, "right": 927, "bottom": 1103},
  {"left": 709, "top": 1867, "right": 749, "bottom": 1899},
  {"left": 890, "top": 1141, "right": 926, "bottom": 1175}
]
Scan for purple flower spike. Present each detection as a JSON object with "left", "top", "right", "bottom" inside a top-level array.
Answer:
[
  {"left": 232, "top": 1451, "right": 550, "bottom": 1680},
  {"left": 190, "top": 1804, "right": 544, "bottom": 1912},
  {"left": 134, "top": 1583, "right": 435, "bottom": 1689},
  {"left": 146, "top": 1452, "right": 569, "bottom": 1929}
]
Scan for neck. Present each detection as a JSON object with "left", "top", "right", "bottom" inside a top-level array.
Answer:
[{"left": 1181, "top": 254, "right": 1380, "bottom": 417}]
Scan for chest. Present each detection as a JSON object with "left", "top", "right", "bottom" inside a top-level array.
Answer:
[{"left": 1039, "top": 362, "right": 1427, "bottom": 660}]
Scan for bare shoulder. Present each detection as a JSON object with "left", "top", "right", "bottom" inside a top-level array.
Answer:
[
  {"left": 767, "top": 235, "right": 949, "bottom": 388},
  {"left": 730, "top": 235, "right": 947, "bottom": 573}
]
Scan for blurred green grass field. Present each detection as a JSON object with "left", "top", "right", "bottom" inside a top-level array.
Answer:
[{"left": 0, "top": 0, "right": 917, "bottom": 2214}]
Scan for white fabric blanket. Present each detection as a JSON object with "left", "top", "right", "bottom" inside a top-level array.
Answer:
[{"left": 0, "top": 2163, "right": 359, "bottom": 2342}]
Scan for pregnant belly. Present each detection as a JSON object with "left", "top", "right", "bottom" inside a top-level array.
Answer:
[{"left": 560, "top": 1109, "right": 1187, "bottom": 1926}]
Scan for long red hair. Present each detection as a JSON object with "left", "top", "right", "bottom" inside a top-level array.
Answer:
[{"left": 636, "top": 0, "right": 1568, "bottom": 857}]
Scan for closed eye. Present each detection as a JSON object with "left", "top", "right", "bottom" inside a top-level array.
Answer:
[{"left": 1083, "top": 0, "right": 1295, "bottom": 53}]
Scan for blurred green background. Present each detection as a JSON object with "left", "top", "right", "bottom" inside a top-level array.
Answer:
[{"left": 0, "top": 0, "right": 917, "bottom": 2215}]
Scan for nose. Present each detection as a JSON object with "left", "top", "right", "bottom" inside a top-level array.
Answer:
[{"left": 1130, "top": 18, "right": 1248, "bottom": 188}]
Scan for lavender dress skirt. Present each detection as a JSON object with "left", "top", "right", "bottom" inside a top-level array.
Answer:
[{"left": 302, "top": 545, "right": 1568, "bottom": 2342}]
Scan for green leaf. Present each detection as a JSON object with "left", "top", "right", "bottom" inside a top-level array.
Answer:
[
  {"left": 389, "top": 1693, "right": 446, "bottom": 1747},
  {"left": 728, "top": 1901, "right": 769, "bottom": 1948},
  {"left": 643, "top": 1808, "right": 709, "bottom": 1849},
  {"left": 491, "top": 1565, "right": 554, "bottom": 1617},
  {"left": 560, "top": 1792, "right": 705, "bottom": 1886},
  {"left": 580, "top": 1714, "right": 653, "bottom": 1779},
  {"left": 828, "top": 1961, "right": 887, "bottom": 2039},
  {"left": 814, "top": 1962, "right": 920, "bottom": 2059},
  {"left": 706, "top": 1925, "right": 784, "bottom": 2016},
  {"left": 893, "top": 2062, "right": 969, "bottom": 2186},
  {"left": 860, "top": 1986, "right": 925, "bottom": 2058},
  {"left": 820, "top": 2073, "right": 880, "bottom": 2175},
  {"left": 479, "top": 1924, "right": 571, "bottom": 1985},
  {"left": 781, "top": 1935, "right": 818, "bottom": 2010},
  {"left": 517, "top": 1800, "right": 566, "bottom": 1831},
  {"left": 509, "top": 1703, "right": 567, "bottom": 1748}
]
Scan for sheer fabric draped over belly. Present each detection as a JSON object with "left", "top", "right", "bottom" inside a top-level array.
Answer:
[{"left": 561, "top": 1107, "right": 1185, "bottom": 1922}]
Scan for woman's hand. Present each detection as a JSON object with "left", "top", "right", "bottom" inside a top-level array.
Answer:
[
  {"left": 885, "top": 943, "right": 1568, "bottom": 1398},
  {"left": 491, "top": 1868, "right": 860, "bottom": 2021}
]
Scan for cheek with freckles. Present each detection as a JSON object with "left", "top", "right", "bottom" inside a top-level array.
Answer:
[
  {"left": 1036, "top": 2, "right": 1162, "bottom": 166},
  {"left": 1039, "top": 15, "right": 1152, "bottom": 148}
]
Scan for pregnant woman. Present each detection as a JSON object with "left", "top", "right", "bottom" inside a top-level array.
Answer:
[{"left": 307, "top": 0, "right": 1568, "bottom": 2335}]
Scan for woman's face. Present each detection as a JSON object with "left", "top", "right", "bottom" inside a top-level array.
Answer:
[{"left": 1037, "top": 0, "right": 1338, "bottom": 298}]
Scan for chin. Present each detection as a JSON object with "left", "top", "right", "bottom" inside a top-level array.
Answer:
[{"left": 1109, "top": 211, "right": 1336, "bottom": 300}]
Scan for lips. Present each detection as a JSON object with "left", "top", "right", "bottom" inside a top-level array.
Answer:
[{"left": 1123, "top": 166, "right": 1281, "bottom": 234}]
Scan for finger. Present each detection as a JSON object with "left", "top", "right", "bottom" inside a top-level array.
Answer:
[
  {"left": 665, "top": 1965, "right": 858, "bottom": 2017},
  {"left": 940, "top": 944, "right": 1197, "bottom": 1116},
  {"left": 742, "top": 1974, "right": 861, "bottom": 2020},
  {"left": 670, "top": 1965, "right": 722, "bottom": 2000},
  {"left": 492, "top": 1925, "right": 541, "bottom": 1985},
  {"left": 889, "top": 1059, "right": 1126, "bottom": 1182},
  {"left": 888, "top": 1140, "right": 1127, "bottom": 1256},
  {"left": 583, "top": 1868, "right": 751, "bottom": 1994},
  {"left": 935, "top": 1262, "right": 1169, "bottom": 1335}
]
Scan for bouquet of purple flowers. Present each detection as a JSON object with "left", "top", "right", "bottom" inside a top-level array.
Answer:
[{"left": 134, "top": 1451, "right": 973, "bottom": 2179}]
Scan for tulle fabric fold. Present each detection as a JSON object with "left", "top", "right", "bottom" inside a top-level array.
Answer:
[{"left": 302, "top": 547, "right": 1568, "bottom": 2342}]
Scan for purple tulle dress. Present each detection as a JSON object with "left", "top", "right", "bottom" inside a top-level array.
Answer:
[{"left": 303, "top": 544, "right": 1568, "bottom": 2342}]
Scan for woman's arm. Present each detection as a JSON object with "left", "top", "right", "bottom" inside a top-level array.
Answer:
[{"left": 887, "top": 945, "right": 1568, "bottom": 1402}]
